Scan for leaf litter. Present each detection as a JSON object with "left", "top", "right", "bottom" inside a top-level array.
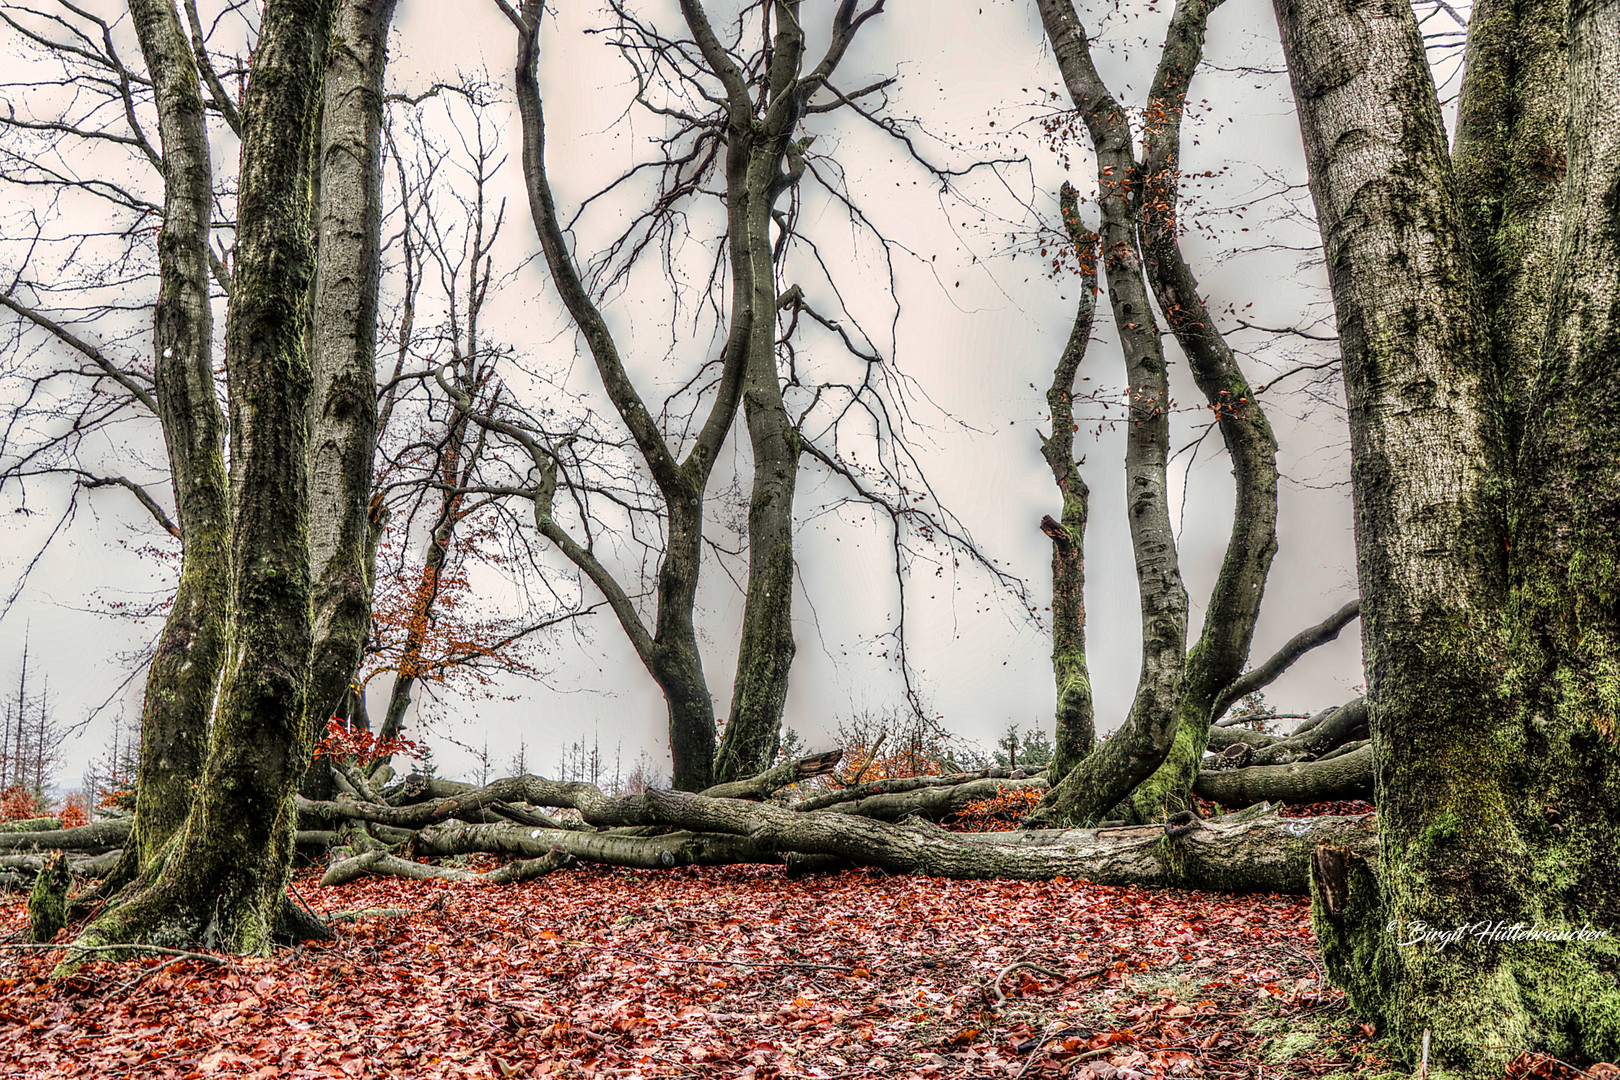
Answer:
[{"left": 0, "top": 863, "right": 1386, "bottom": 1079}]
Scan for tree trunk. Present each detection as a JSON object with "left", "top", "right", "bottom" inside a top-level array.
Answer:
[
  {"left": 124, "top": 0, "right": 230, "bottom": 875},
  {"left": 503, "top": 0, "right": 746, "bottom": 793},
  {"left": 1041, "top": 185, "right": 1099, "bottom": 786},
  {"left": 713, "top": 4, "right": 822, "bottom": 786},
  {"left": 1026, "top": 0, "right": 1190, "bottom": 826},
  {"left": 643, "top": 791, "right": 1375, "bottom": 894},
  {"left": 306, "top": 0, "right": 398, "bottom": 733},
  {"left": 1114, "top": 0, "right": 1280, "bottom": 826},
  {"left": 71, "top": 0, "right": 333, "bottom": 961},
  {"left": 1275, "top": 0, "right": 1620, "bottom": 1069}
]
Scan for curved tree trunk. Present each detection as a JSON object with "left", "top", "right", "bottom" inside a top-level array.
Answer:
[
  {"left": 1114, "top": 0, "right": 1280, "bottom": 825},
  {"left": 711, "top": 6, "right": 812, "bottom": 782},
  {"left": 1025, "top": 0, "right": 1190, "bottom": 826},
  {"left": 1041, "top": 186, "right": 1100, "bottom": 786}
]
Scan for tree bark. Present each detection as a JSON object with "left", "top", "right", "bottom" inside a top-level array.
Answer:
[
  {"left": 306, "top": 0, "right": 398, "bottom": 733},
  {"left": 1113, "top": 0, "right": 1280, "bottom": 825},
  {"left": 71, "top": 0, "right": 334, "bottom": 961},
  {"left": 1193, "top": 743, "right": 1371, "bottom": 807},
  {"left": 502, "top": 0, "right": 746, "bottom": 791},
  {"left": 1041, "top": 186, "right": 1099, "bottom": 786},
  {"left": 643, "top": 791, "right": 1375, "bottom": 894},
  {"left": 124, "top": 0, "right": 230, "bottom": 875},
  {"left": 712, "top": 2, "right": 809, "bottom": 784},
  {"left": 1241, "top": 698, "right": 1367, "bottom": 767},
  {"left": 0, "top": 819, "right": 132, "bottom": 854},
  {"left": 1276, "top": 0, "right": 1620, "bottom": 1069},
  {"left": 1027, "top": 0, "right": 1190, "bottom": 826}
]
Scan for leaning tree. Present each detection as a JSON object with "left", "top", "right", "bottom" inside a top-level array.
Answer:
[{"left": 1273, "top": 0, "right": 1620, "bottom": 1071}]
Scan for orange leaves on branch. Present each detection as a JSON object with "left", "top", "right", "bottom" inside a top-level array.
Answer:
[
  {"left": 57, "top": 793, "right": 90, "bottom": 828},
  {"left": 0, "top": 784, "right": 44, "bottom": 822},
  {"left": 314, "top": 717, "right": 423, "bottom": 766}
]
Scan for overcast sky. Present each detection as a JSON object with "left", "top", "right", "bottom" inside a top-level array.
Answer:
[{"left": 0, "top": 0, "right": 1459, "bottom": 789}]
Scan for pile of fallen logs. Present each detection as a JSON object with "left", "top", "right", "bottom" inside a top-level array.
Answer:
[
  {"left": 3, "top": 725, "right": 1376, "bottom": 903},
  {"left": 1197, "top": 698, "right": 1371, "bottom": 808}
]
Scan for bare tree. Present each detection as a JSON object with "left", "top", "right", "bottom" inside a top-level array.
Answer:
[{"left": 483, "top": 0, "right": 1009, "bottom": 790}]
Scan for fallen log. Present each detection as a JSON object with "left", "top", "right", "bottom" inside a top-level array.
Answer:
[
  {"left": 700, "top": 749, "right": 844, "bottom": 800},
  {"left": 636, "top": 790, "right": 1377, "bottom": 894},
  {"left": 1194, "top": 743, "right": 1373, "bottom": 807},
  {"left": 0, "top": 819, "right": 132, "bottom": 854},
  {"left": 322, "top": 847, "right": 574, "bottom": 887},
  {"left": 1244, "top": 699, "right": 1368, "bottom": 766},
  {"left": 796, "top": 767, "right": 1039, "bottom": 813},
  {"left": 410, "top": 821, "right": 783, "bottom": 870},
  {"left": 820, "top": 776, "right": 1047, "bottom": 822},
  {"left": 1, "top": 817, "right": 62, "bottom": 834}
]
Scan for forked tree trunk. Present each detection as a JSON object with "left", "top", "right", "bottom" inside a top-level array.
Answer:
[
  {"left": 1028, "top": 0, "right": 1281, "bottom": 827},
  {"left": 69, "top": 0, "right": 333, "bottom": 961},
  {"left": 1276, "top": 0, "right": 1620, "bottom": 1070}
]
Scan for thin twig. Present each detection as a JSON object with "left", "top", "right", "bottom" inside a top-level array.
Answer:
[{"left": 1, "top": 942, "right": 225, "bottom": 964}]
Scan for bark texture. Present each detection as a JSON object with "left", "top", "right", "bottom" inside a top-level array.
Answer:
[
  {"left": 306, "top": 0, "right": 398, "bottom": 731},
  {"left": 125, "top": 0, "right": 230, "bottom": 872},
  {"left": 1041, "top": 185, "right": 1099, "bottom": 786},
  {"left": 1029, "top": 0, "right": 1281, "bottom": 826},
  {"left": 1119, "top": 0, "right": 1279, "bottom": 824},
  {"left": 1028, "top": 0, "right": 1189, "bottom": 825},
  {"left": 72, "top": 0, "right": 333, "bottom": 960},
  {"left": 1276, "top": 0, "right": 1620, "bottom": 1068},
  {"left": 1192, "top": 743, "right": 1371, "bottom": 806}
]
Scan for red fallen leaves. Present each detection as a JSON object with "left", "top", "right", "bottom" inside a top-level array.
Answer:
[
  {"left": 1278, "top": 800, "right": 1374, "bottom": 818},
  {"left": 1505, "top": 1051, "right": 1620, "bottom": 1080},
  {"left": 2, "top": 865, "right": 1390, "bottom": 1079}
]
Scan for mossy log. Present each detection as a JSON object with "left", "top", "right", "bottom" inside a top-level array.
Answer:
[
  {"left": 1, "top": 817, "right": 63, "bottom": 834},
  {"left": 0, "top": 819, "right": 132, "bottom": 854},
  {"left": 1194, "top": 743, "right": 1372, "bottom": 806}
]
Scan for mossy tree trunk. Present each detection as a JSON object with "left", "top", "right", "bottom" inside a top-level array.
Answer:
[
  {"left": 1118, "top": 0, "right": 1279, "bottom": 825},
  {"left": 1040, "top": 185, "right": 1100, "bottom": 787},
  {"left": 1277, "top": 0, "right": 1620, "bottom": 1071},
  {"left": 122, "top": 0, "right": 231, "bottom": 875},
  {"left": 1025, "top": 0, "right": 1189, "bottom": 827},
  {"left": 1027, "top": 0, "right": 1281, "bottom": 827},
  {"left": 712, "top": 1, "right": 845, "bottom": 784},
  {"left": 71, "top": 0, "right": 333, "bottom": 959},
  {"left": 306, "top": 0, "right": 399, "bottom": 737}
]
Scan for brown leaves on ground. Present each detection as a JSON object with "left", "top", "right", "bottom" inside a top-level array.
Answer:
[{"left": 1, "top": 865, "right": 1384, "bottom": 1079}]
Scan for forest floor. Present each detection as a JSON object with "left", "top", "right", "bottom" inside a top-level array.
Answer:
[{"left": 0, "top": 855, "right": 1395, "bottom": 1080}]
